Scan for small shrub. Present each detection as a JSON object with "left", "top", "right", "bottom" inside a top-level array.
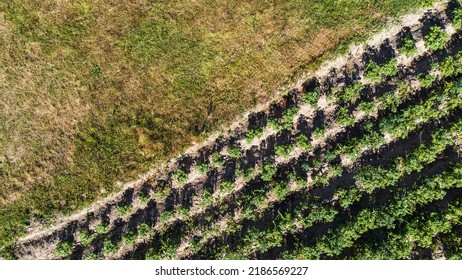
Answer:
[
  {"left": 358, "top": 101, "right": 375, "bottom": 115},
  {"left": 200, "top": 189, "right": 214, "bottom": 207},
  {"left": 159, "top": 210, "right": 175, "bottom": 224},
  {"left": 246, "top": 127, "right": 264, "bottom": 142},
  {"left": 138, "top": 193, "right": 149, "bottom": 205},
  {"left": 296, "top": 134, "right": 312, "bottom": 151},
  {"left": 453, "top": 9, "right": 462, "bottom": 30},
  {"left": 303, "top": 87, "right": 321, "bottom": 108},
  {"left": 78, "top": 229, "right": 94, "bottom": 247},
  {"left": 275, "top": 144, "right": 294, "bottom": 158},
  {"left": 365, "top": 59, "right": 398, "bottom": 83},
  {"left": 313, "top": 126, "right": 326, "bottom": 139},
  {"left": 172, "top": 169, "right": 188, "bottom": 184},
  {"left": 399, "top": 36, "right": 417, "bottom": 56},
  {"left": 228, "top": 147, "right": 241, "bottom": 158},
  {"left": 337, "top": 107, "right": 355, "bottom": 127},
  {"left": 260, "top": 163, "right": 277, "bottom": 182},
  {"left": 424, "top": 26, "right": 448, "bottom": 51},
  {"left": 211, "top": 152, "right": 224, "bottom": 167},
  {"left": 152, "top": 186, "right": 171, "bottom": 201},
  {"left": 102, "top": 240, "right": 119, "bottom": 255},
  {"left": 281, "top": 108, "right": 299, "bottom": 130},
  {"left": 219, "top": 180, "right": 234, "bottom": 195},
  {"left": 95, "top": 223, "right": 109, "bottom": 235},
  {"left": 177, "top": 206, "right": 189, "bottom": 219},
  {"left": 55, "top": 241, "right": 73, "bottom": 257},
  {"left": 84, "top": 253, "right": 98, "bottom": 260},
  {"left": 236, "top": 167, "right": 255, "bottom": 182},
  {"left": 137, "top": 223, "right": 152, "bottom": 237},
  {"left": 122, "top": 232, "right": 137, "bottom": 246},
  {"left": 337, "top": 83, "right": 363, "bottom": 104},
  {"left": 268, "top": 118, "right": 283, "bottom": 131},
  {"left": 436, "top": 54, "right": 462, "bottom": 78},
  {"left": 117, "top": 204, "right": 131, "bottom": 216},
  {"left": 417, "top": 73, "right": 436, "bottom": 88},
  {"left": 273, "top": 182, "right": 290, "bottom": 201},
  {"left": 197, "top": 163, "right": 209, "bottom": 175}
]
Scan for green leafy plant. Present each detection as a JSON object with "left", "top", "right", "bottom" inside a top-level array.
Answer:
[
  {"left": 424, "top": 26, "right": 448, "bottom": 51},
  {"left": 417, "top": 73, "right": 436, "bottom": 88},
  {"left": 197, "top": 163, "right": 210, "bottom": 175},
  {"left": 303, "top": 87, "right": 321, "bottom": 108},
  {"left": 218, "top": 180, "right": 234, "bottom": 195},
  {"left": 228, "top": 147, "right": 241, "bottom": 158},
  {"left": 55, "top": 241, "right": 73, "bottom": 257},
  {"left": 246, "top": 127, "right": 264, "bottom": 142},
  {"left": 260, "top": 163, "right": 277, "bottom": 182},
  {"left": 453, "top": 8, "right": 462, "bottom": 30},
  {"left": 313, "top": 126, "right": 326, "bottom": 139},
  {"left": 152, "top": 185, "right": 171, "bottom": 201},
  {"left": 95, "top": 223, "right": 109, "bottom": 235},
  {"left": 117, "top": 204, "right": 131, "bottom": 216},
  {"left": 273, "top": 182, "right": 290, "bottom": 201},
  {"left": 122, "top": 232, "right": 137, "bottom": 246},
  {"left": 337, "top": 83, "right": 363, "bottom": 104},
  {"left": 77, "top": 229, "right": 94, "bottom": 247},
  {"left": 172, "top": 169, "right": 188, "bottom": 184},
  {"left": 275, "top": 144, "right": 294, "bottom": 158},
  {"left": 399, "top": 36, "right": 417, "bottom": 56},
  {"left": 137, "top": 223, "right": 152, "bottom": 237},
  {"left": 337, "top": 107, "right": 355, "bottom": 127},
  {"left": 102, "top": 240, "right": 119, "bottom": 255},
  {"left": 358, "top": 101, "right": 375, "bottom": 115},
  {"left": 211, "top": 152, "right": 224, "bottom": 167},
  {"left": 159, "top": 210, "right": 175, "bottom": 224},
  {"left": 296, "top": 134, "right": 312, "bottom": 152},
  {"left": 138, "top": 193, "right": 149, "bottom": 205},
  {"left": 365, "top": 59, "right": 398, "bottom": 83}
]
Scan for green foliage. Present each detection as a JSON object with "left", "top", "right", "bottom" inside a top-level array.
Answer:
[
  {"left": 273, "top": 182, "right": 291, "bottom": 201},
  {"left": 197, "top": 163, "right": 210, "bottom": 175},
  {"left": 303, "top": 87, "right": 321, "bottom": 108},
  {"left": 417, "top": 73, "right": 436, "bottom": 88},
  {"left": 117, "top": 204, "right": 131, "bottom": 216},
  {"left": 137, "top": 223, "right": 152, "bottom": 237},
  {"left": 268, "top": 108, "right": 299, "bottom": 131},
  {"left": 296, "top": 134, "right": 313, "bottom": 152},
  {"left": 453, "top": 8, "right": 462, "bottom": 30},
  {"left": 77, "top": 229, "right": 94, "bottom": 247},
  {"left": 211, "top": 152, "right": 224, "bottom": 168},
  {"left": 246, "top": 127, "right": 264, "bottom": 142},
  {"left": 275, "top": 144, "right": 294, "bottom": 158},
  {"left": 84, "top": 253, "right": 98, "bottom": 260},
  {"left": 95, "top": 223, "right": 109, "bottom": 235},
  {"left": 228, "top": 147, "right": 241, "bottom": 158},
  {"left": 55, "top": 241, "right": 73, "bottom": 257},
  {"left": 172, "top": 169, "right": 188, "bottom": 184},
  {"left": 399, "top": 36, "right": 417, "bottom": 56},
  {"left": 122, "top": 232, "right": 137, "bottom": 246},
  {"left": 424, "top": 26, "right": 448, "bottom": 51},
  {"left": 102, "top": 240, "right": 119, "bottom": 255},
  {"left": 152, "top": 185, "right": 171, "bottom": 201},
  {"left": 365, "top": 58, "right": 398, "bottom": 83},
  {"left": 435, "top": 53, "right": 462, "bottom": 78},
  {"left": 358, "top": 101, "right": 375, "bottom": 115},
  {"left": 159, "top": 210, "right": 175, "bottom": 224},
  {"left": 200, "top": 189, "right": 214, "bottom": 207},
  {"left": 138, "top": 193, "right": 149, "bottom": 205},
  {"left": 337, "top": 83, "right": 363, "bottom": 104},
  {"left": 337, "top": 187, "right": 361, "bottom": 209},
  {"left": 337, "top": 107, "right": 355, "bottom": 127},
  {"left": 218, "top": 180, "right": 234, "bottom": 195},
  {"left": 260, "top": 163, "right": 277, "bottom": 182},
  {"left": 312, "top": 126, "right": 326, "bottom": 139}
]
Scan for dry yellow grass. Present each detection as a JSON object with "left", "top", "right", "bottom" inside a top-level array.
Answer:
[{"left": 0, "top": 0, "right": 438, "bottom": 257}]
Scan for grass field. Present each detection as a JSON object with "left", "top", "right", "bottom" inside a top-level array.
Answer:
[{"left": 0, "top": 0, "right": 440, "bottom": 257}]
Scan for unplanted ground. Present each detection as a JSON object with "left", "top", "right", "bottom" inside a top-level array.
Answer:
[{"left": 0, "top": 0, "right": 440, "bottom": 257}]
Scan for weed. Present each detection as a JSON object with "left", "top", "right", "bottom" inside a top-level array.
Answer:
[
  {"left": 117, "top": 204, "right": 131, "bottom": 216},
  {"left": 273, "top": 182, "right": 290, "bottom": 201},
  {"left": 95, "top": 223, "right": 109, "bottom": 235},
  {"left": 454, "top": 9, "right": 462, "bottom": 30},
  {"left": 424, "top": 26, "right": 448, "bottom": 51},
  {"left": 211, "top": 152, "right": 224, "bottom": 168},
  {"left": 313, "top": 126, "right": 326, "bottom": 140},
  {"left": 102, "top": 240, "right": 119, "bottom": 255},
  {"left": 296, "top": 134, "right": 313, "bottom": 152},
  {"left": 281, "top": 108, "right": 299, "bottom": 130},
  {"left": 337, "top": 83, "right": 363, "bottom": 104},
  {"left": 172, "top": 169, "right": 188, "bottom": 185},
  {"left": 137, "top": 223, "right": 152, "bottom": 237},
  {"left": 138, "top": 193, "right": 149, "bottom": 205},
  {"left": 275, "top": 144, "right": 294, "bottom": 158},
  {"left": 197, "top": 163, "right": 210, "bottom": 175},
  {"left": 337, "top": 107, "right": 355, "bottom": 127},
  {"left": 260, "top": 163, "right": 277, "bottom": 182},
  {"left": 303, "top": 87, "right": 321, "bottom": 108},
  {"left": 417, "top": 73, "right": 436, "bottom": 88},
  {"left": 84, "top": 253, "right": 98, "bottom": 260},
  {"left": 200, "top": 189, "right": 214, "bottom": 207},
  {"left": 219, "top": 180, "right": 235, "bottom": 195},
  {"left": 228, "top": 147, "right": 241, "bottom": 158},
  {"left": 122, "top": 231, "right": 137, "bottom": 246},
  {"left": 55, "top": 241, "right": 73, "bottom": 257},
  {"left": 177, "top": 206, "right": 190, "bottom": 219},
  {"left": 399, "top": 36, "right": 417, "bottom": 56},
  {"left": 77, "top": 229, "right": 94, "bottom": 247},
  {"left": 152, "top": 186, "right": 172, "bottom": 201},
  {"left": 365, "top": 59, "right": 398, "bottom": 83},
  {"left": 358, "top": 101, "right": 375, "bottom": 115},
  {"left": 159, "top": 211, "right": 175, "bottom": 224},
  {"left": 246, "top": 127, "right": 264, "bottom": 142}
]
